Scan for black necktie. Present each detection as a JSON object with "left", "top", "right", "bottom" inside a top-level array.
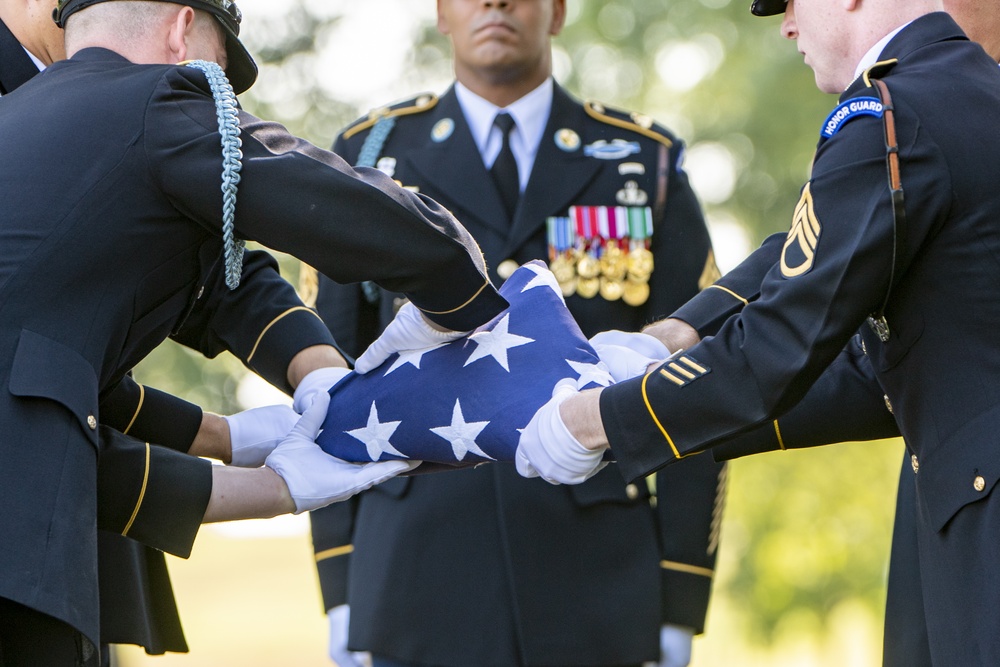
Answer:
[{"left": 490, "top": 112, "right": 520, "bottom": 219}]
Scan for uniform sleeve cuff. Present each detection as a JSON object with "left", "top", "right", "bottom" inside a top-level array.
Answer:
[
  {"left": 246, "top": 307, "right": 337, "bottom": 395},
  {"left": 660, "top": 566, "right": 713, "bottom": 634}
]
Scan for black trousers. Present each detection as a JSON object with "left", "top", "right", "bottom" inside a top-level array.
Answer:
[{"left": 0, "top": 597, "right": 99, "bottom": 667}]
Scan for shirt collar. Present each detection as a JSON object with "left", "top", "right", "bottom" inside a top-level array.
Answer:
[
  {"left": 23, "top": 46, "right": 45, "bottom": 73},
  {"left": 454, "top": 78, "right": 553, "bottom": 156},
  {"left": 853, "top": 21, "right": 912, "bottom": 82}
]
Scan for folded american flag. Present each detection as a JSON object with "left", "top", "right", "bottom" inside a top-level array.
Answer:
[{"left": 316, "top": 261, "right": 611, "bottom": 464}]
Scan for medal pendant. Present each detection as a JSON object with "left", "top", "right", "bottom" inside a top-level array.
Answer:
[
  {"left": 627, "top": 247, "right": 654, "bottom": 278},
  {"left": 622, "top": 279, "right": 650, "bottom": 306},
  {"left": 600, "top": 277, "right": 624, "bottom": 301},
  {"left": 577, "top": 254, "right": 602, "bottom": 280},
  {"left": 576, "top": 276, "right": 600, "bottom": 298}
]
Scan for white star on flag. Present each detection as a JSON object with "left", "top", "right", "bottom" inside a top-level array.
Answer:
[
  {"left": 566, "top": 359, "right": 614, "bottom": 388},
  {"left": 429, "top": 399, "right": 494, "bottom": 461},
  {"left": 521, "top": 261, "right": 564, "bottom": 300},
  {"left": 317, "top": 261, "right": 610, "bottom": 465},
  {"left": 346, "top": 402, "right": 406, "bottom": 460},
  {"left": 463, "top": 314, "right": 534, "bottom": 372},
  {"left": 383, "top": 343, "right": 448, "bottom": 376}
]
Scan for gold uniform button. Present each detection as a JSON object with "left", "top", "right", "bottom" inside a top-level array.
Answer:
[
  {"left": 625, "top": 484, "right": 639, "bottom": 500},
  {"left": 910, "top": 454, "right": 919, "bottom": 474},
  {"left": 974, "top": 475, "right": 987, "bottom": 492},
  {"left": 497, "top": 260, "right": 519, "bottom": 280},
  {"left": 884, "top": 395, "right": 894, "bottom": 415},
  {"left": 87, "top": 415, "right": 98, "bottom": 431}
]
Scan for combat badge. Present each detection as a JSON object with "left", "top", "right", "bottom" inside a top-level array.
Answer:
[
  {"left": 781, "top": 183, "right": 821, "bottom": 278},
  {"left": 555, "top": 128, "right": 582, "bottom": 152},
  {"left": 584, "top": 139, "right": 642, "bottom": 160},
  {"left": 432, "top": 118, "right": 455, "bottom": 143}
]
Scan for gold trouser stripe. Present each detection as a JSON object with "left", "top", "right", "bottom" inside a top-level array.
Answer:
[
  {"left": 418, "top": 279, "right": 490, "bottom": 316},
  {"left": 705, "top": 284, "right": 749, "bottom": 307},
  {"left": 123, "top": 384, "right": 145, "bottom": 436},
  {"left": 774, "top": 420, "right": 786, "bottom": 450},
  {"left": 247, "top": 307, "right": 324, "bottom": 364},
  {"left": 660, "top": 559, "right": 714, "bottom": 578},
  {"left": 122, "top": 442, "right": 151, "bottom": 537},
  {"left": 642, "top": 372, "right": 684, "bottom": 459},
  {"left": 315, "top": 544, "right": 355, "bottom": 562}
]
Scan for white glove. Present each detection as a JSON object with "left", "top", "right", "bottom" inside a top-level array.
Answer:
[
  {"left": 265, "top": 392, "right": 418, "bottom": 513},
  {"left": 515, "top": 379, "right": 607, "bottom": 484},
  {"left": 327, "top": 605, "right": 370, "bottom": 667},
  {"left": 224, "top": 404, "right": 299, "bottom": 467},
  {"left": 654, "top": 624, "right": 694, "bottom": 667},
  {"left": 589, "top": 330, "right": 671, "bottom": 382},
  {"left": 354, "top": 302, "right": 466, "bottom": 374},
  {"left": 293, "top": 366, "right": 352, "bottom": 414}
]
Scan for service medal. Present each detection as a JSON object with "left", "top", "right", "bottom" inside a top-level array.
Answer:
[
  {"left": 627, "top": 247, "right": 654, "bottom": 278},
  {"left": 576, "top": 276, "right": 600, "bottom": 299},
  {"left": 622, "top": 279, "right": 651, "bottom": 306},
  {"left": 600, "top": 277, "right": 624, "bottom": 301},
  {"left": 577, "top": 254, "right": 602, "bottom": 279},
  {"left": 601, "top": 243, "right": 628, "bottom": 281},
  {"left": 550, "top": 255, "right": 577, "bottom": 284}
]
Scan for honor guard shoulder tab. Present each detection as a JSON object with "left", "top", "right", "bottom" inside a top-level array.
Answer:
[
  {"left": 584, "top": 100, "right": 674, "bottom": 149},
  {"left": 342, "top": 93, "right": 439, "bottom": 140},
  {"left": 862, "top": 58, "right": 899, "bottom": 88}
]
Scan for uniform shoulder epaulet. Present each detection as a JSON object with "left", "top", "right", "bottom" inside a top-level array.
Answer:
[
  {"left": 342, "top": 93, "right": 439, "bottom": 140},
  {"left": 862, "top": 58, "right": 899, "bottom": 87},
  {"left": 583, "top": 100, "right": 673, "bottom": 149}
]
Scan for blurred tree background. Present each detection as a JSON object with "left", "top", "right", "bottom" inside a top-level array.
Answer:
[{"left": 128, "top": 1, "right": 904, "bottom": 665}]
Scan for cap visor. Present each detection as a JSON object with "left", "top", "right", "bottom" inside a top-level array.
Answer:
[
  {"left": 750, "top": 0, "right": 786, "bottom": 16},
  {"left": 223, "top": 29, "right": 257, "bottom": 94}
]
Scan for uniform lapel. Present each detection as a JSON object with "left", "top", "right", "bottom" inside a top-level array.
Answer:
[
  {"left": 0, "top": 19, "right": 42, "bottom": 95},
  {"left": 503, "top": 84, "right": 601, "bottom": 258},
  {"left": 402, "top": 88, "right": 511, "bottom": 237}
]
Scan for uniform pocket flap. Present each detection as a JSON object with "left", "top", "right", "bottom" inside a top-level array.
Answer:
[
  {"left": 9, "top": 329, "right": 99, "bottom": 445},
  {"left": 916, "top": 404, "right": 1000, "bottom": 532},
  {"left": 569, "top": 466, "right": 649, "bottom": 507}
]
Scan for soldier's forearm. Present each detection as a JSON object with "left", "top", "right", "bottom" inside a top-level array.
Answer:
[{"left": 203, "top": 466, "right": 295, "bottom": 523}]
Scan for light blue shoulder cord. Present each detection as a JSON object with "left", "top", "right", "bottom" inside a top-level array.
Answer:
[
  {"left": 356, "top": 117, "right": 396, "bottom": 304},
  {"left": 185, "top": 60, "right": 245, "bottom": 290}
]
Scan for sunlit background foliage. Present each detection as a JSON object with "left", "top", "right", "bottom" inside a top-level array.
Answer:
[{"left": 127, "top": 1, "right": 903, "bottom": 664}]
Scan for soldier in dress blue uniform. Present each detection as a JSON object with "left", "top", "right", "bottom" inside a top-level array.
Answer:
[
  {"left": 517, "top": 0, "right": 1000, "bottom": 663},
  {"left": 1, "top": 5, "right": 376, "bottom": 664},
  {"left": 637, "top": 2, "right": 1000, "bottom": 665},
  {"left": 0, "top": 0, "right": 506, "bottom": 663},
  {"left": 305, "top": 2, "right": 725, "bottom": 666}
]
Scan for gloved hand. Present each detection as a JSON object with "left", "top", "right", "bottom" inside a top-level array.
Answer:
[
  {"left": 354, "top": 302, "right": 466, "bottom": 374},
  {"left": 265, "top": 393, "right": 418, "bottom": 513},
  {"left": 656, "top": 624, "right": 694, "bottom": 667},
  {"left": 589, "top": 330, "right": 671, "bottom": 382},
  {"left": 224, "top": 404, "right": 299, "bottom": 467},
  {"left": 327, "top": 605, "right": 371, "bottom": 667},
  {"left": 515, "top": 379, "right": 606, "bottom": 484},
  {"left": 293, "top": 366, "right": 352, "bottom": 414}
]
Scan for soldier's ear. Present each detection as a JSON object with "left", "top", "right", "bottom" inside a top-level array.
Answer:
[
  {"left": 550, "top": 0, "right": 567, "bottom": 36},
  {"left": 167, "top": 5, "right": 197, "bottom": 64}
]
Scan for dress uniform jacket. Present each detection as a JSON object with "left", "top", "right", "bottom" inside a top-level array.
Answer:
[
  {"left": 309, "top": 82, "right": 726, "bottom": 666},
  {"left": 0, "top": 47, "right": 505, "bottom": 649},
  {"left": 598, "top": 13, "right": 1000, "bottom": 663},
  {"left": 94, "top": 248, "right": 342, "bottom": 656}
]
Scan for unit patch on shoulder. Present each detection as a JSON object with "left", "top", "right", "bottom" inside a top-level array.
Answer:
[
  {"left": 659, "top": 354, "right": 711, "bottom": 387},
  {"left": 781, "top": 183, "right": 821, "bottom": 278},
  {"left": 820, "top": 97, "right": 883, "bottom": 138}
]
